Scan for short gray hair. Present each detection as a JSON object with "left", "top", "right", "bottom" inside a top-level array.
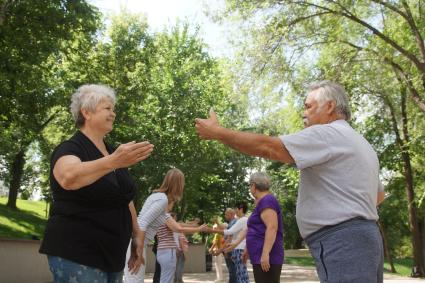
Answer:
[
  {"left": 225, "top": 208, "right": 235, "bottom": 214},
  {"left": 308, "top": 80, "right": 351, "bottom": 120},
  {"left": 249, "top": 172, "right": 270, "bottom": 191},
  {"left": 70, "top": 84, "right": 116, "bottom": 128}
]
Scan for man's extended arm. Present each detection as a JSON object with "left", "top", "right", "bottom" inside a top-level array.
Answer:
[{"left": 195, "top": 110, "right": 294, "bottom": 164}]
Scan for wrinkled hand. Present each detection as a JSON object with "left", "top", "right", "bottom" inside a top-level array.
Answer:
[
  {"left": 260, "top": 252, "right": 270, "bottom": 272},
  {"left": 198, "top": 224, "right": 208, "bottom": 232},
  {"left": 201, "top": 225, "right": 214, "bottom": 233},
  {"left": 195, "top": 108, "right": 220, "bottom": 140},
  {"left": 223, "top": 243, "right": 236, "bottom": 254},
  {"left": 127, "top": 236, "right": 145, "bottom": 274},
  {"left": 111, "top": 141, "right": 154, "bottom": 169}
]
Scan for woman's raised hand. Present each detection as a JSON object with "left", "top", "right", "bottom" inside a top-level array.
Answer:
[{"left": 110, "top": 141, "right": 154, "bottom": 169}]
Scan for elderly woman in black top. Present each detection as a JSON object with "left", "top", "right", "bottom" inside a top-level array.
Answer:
[{"left": 39, "top": 84, "right": 153, "bottom": 282}]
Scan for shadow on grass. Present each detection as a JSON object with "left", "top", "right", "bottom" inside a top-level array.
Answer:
[{"left": 0, "top": 203, "right": 46, "bottom": 239}]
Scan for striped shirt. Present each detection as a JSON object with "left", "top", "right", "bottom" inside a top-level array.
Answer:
[
  {"left": 137, "top": 192, "right": 170, "bottom": 244},
  {"left": 157, "top": 223, "right": 178, "bottom": 250}
]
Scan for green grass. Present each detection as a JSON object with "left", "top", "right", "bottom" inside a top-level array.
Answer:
[
  {"left": 384, "top": 258, "right": 416, "bottom": 277},
  {"left": 285, "top": 256, "right": 315, "bottom": 266},
  {"left": 0, "top": 197, "right": 48, "bottom": 239},
  {"left": 285, "top": 255, "right": 417, "bottom": 278}
]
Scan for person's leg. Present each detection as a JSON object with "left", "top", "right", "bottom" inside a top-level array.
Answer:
[
  {"left": 252, "top": 264, "right": 282, "bottom": 283},
  {"left": 123, "top": 241, "right": 147, "bottom": 283},
  {"left": 153, "top": 255, "right": 161, "bottom": 283},
  {"left": 252, "top": 264, "right": 266, "bottom": 283},
  {"left": 307, "top": 219, "right": 383, "bottom": 283},
  {"left": 231, "top": 249, "right": 249, "bottom": 283},
  {"left": 47, "top": 255, "right": 108, "bottom": 283},
  {"left": 214, "top": 255, "right": 220, "bottom": 280},
  {"left": 216, "top": 253, "right": 224, "bottom": 280},
  {"left": 157, "top": 248, "right": 177, "bottom": 283},
  {"left": 225, "top": 253, "right": 237, "bottom": 283},
  {"left": 174, "top": 252, "right": 184, "bottom": 283},
  {"left": 271, "top": 264, "right": 282, "bottom": 283}
]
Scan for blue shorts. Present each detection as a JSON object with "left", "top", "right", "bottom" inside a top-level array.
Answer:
[
  {"left": 305, "top": 218, "right": 383, "bottom": 283},
  {"left": 47, "top": 255, "right": 123, "bottom": 283}
]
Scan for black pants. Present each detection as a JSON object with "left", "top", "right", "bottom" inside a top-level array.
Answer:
[
  {"left": 153, "top": 257, "right": 161, "bottom": 283},
  {"left": 252, "top": 264, "right": 282, "bottom": 283}
]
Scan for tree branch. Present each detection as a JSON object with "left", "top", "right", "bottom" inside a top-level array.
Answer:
[{"left": 290, "top": 0, "right": 425, "bottom": 74}]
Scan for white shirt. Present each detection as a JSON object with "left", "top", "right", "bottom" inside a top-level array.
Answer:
[{"left": 224, "top": 216, "right": 248, "bottom": 250}]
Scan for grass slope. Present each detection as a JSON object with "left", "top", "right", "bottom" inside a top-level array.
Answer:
[{"left": 0, "top": 197, "right": 48, "bottom": 239}]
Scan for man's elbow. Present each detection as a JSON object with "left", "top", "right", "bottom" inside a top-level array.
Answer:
[{"left": 266, "top": 138, "right": 294, "bottom": 164}]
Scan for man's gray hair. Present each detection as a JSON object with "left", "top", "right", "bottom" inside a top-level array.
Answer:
[
  {"left": 70, "top": 84, "right": 116, "bottom": 128},
  {"left": 225, "top": 208, "right": 235, "bottom": 214},
  {"left": 308, "top": 80, "right": 351, "bottom": 121},
  {"left": 249, "top": 172, "right": 270, "bottom": 191}
]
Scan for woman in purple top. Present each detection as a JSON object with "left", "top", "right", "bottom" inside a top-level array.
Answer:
[{"left": 247, "top": 172, "right": 284, "bottom": 283}]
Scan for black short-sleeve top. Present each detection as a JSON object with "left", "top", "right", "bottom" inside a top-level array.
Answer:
[{"left": 39, "top": 131, "right": 136, "bottom": 272}]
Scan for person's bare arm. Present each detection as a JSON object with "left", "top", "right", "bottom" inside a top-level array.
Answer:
[
  {"left": 260, "top": 208, "right": 278, "bottom": 272},
  {"left": 129, "top": 201, "right": 141, "bottom": 236},
  {"left": 377, "top": 181, "right": 385, "bottom": 205},
  {"left": 223, "top": 228, "right": 247, "bottom": 253},
  {"left": 127, "top": 201, "right": 145, "bottom": 274},
  {"left": 377, "top": 191, "right": 385, "bottom": 205},
  {"left": 166, "top": 217, "right": 206, "bottom": 234},
  {"left": 54, "top": 141, "right": 153, "bottom": 190},
  {"left": 195, "top": 110, "right": 294, "bottom": 164}
]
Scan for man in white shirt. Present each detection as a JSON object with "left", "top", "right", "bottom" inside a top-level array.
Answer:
[{"left": 195, "top": 81, "right": 385, "bottom": 283}]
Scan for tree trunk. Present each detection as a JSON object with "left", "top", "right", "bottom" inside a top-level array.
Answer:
[
  {"left": 402, "top": 150, "right": 425, "bottom": 277},
  {"left": 385, "top": 87, "right": 425, "bottom": 277},
  {"left": 6, "top": 149, "right": 26, "bottom": 210},
  {"left": 400, "top": 89, "right": 425, "bottom": 277},
  {"left": 419, "top": 219, "right": 425, "bottom": 261},
  {"left": 378, "top": 221, "right": 396, "bottom": 273}
]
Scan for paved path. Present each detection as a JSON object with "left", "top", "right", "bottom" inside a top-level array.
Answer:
[{"left": 144, "top": 262, "right": 425, "bottom": 283}]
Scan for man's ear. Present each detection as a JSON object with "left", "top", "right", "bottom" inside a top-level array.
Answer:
[{"left": 327, "top": 100, "right": 336, "bottom": 114}]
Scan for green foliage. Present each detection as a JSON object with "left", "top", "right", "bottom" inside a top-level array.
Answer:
[
  {"left": 32, "top": 11, "right": 253, "bottom": 222},
  {"left": 0, "top": 0, "right": 101, "bottom": 208}
]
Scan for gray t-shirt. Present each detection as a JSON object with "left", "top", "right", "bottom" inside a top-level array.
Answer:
[{"left": 280, "top": 120, "right": 383, "bottom": 238}]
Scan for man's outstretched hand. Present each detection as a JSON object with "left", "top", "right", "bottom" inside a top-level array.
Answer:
[{"left": 195, "top": 108, "right": 220, "bottom": 140}]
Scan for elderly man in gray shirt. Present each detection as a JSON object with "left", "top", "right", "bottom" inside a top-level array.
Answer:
[{"left": 195, "top": 80, "right": 385, "bottom": 283}]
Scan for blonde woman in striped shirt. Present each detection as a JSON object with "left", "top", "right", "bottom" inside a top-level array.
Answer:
[
  {"left": 124, "top": 168, "right": 187, "bottom": 283},
  {"left": 156, "top": 212, "right": 205, "bottom": 283}
]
